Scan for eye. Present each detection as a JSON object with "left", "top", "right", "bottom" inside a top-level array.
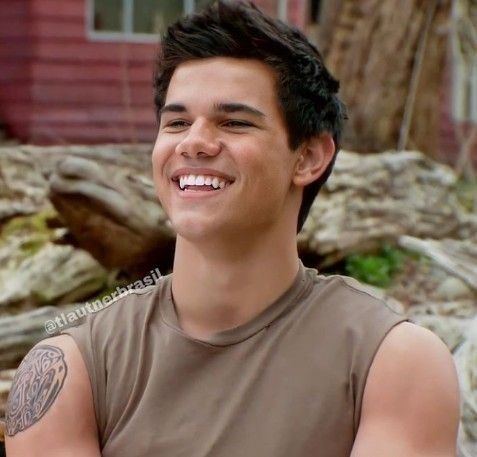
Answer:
[
  {"left": 222, "top": 120, "right": 254, "bottom": 128},
  {"left": 163, "top": 120, "right": 190, "bottom": 129}
]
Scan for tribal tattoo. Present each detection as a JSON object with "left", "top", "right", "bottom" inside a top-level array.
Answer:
[{"left": 5, "top": 344, "right": 68, "bottom": 436}]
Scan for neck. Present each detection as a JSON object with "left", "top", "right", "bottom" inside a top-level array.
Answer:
[{"left": 171, "top": 225, "right": 300, "bottom": 339}]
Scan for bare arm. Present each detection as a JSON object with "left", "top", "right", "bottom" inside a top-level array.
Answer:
[
  {"left": 351, "top": 322, "right": 460, "bottom": 457},
  {"left": 5, "top": 335, "right": 101, "bottom": 457}
]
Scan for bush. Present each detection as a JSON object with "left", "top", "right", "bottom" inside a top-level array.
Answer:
[{"left": 344, "top": 244, "right": 405, "bottom": 288}]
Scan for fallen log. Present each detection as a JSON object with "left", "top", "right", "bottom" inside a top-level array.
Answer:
[
  {"left": 49, "top": 155, "right": 174, "bottom": 277},
  {"left": 0, "top": 305, "right": 76, "bottom": 370},
  {"left": 0, "top": 144, "right": 152, "bottom": 222},
  {"left": 398, "top": 236, "right": 477, "bottom": 291},
  {"left": 3, "top": 145, "right": 475, "bottom": 273},
  {"left": 298, "top": 150, "right": 477, "bottom": 265},
  {"left": 0, "top": 242, "right": 108, "bottom": 310}
]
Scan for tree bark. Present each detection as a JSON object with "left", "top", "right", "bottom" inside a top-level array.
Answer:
[
  {"left": 398, "top": 236, "right": 477, "bottom": 290},
  {"left": 46, "top": 147, "right": 477, "bottom": 269},
  {"left": 298, "top": 150, "right": 477, "bottom": 265},
  {"left": 3, "top": 145, "right": 475, "bottom": 275},
  {"left": 317, "top": 0, "right": 450, "bottom": 155},
  {"left": 49, "top": 155, "right": 175, "bottom": 277}
]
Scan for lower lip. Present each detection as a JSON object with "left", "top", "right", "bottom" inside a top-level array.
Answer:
[{"left": 173, "top": 182, "right": 231, "bottom": 198}]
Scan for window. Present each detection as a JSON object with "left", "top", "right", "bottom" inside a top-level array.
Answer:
[
  {"left": 89, "top": 0, "right": 214, "bottom": 41},
  {"left": 310, "top": 0, "right": 322, "bottom": 25}
]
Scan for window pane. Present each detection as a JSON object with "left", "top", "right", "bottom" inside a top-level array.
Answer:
[
  {"left": 133, "top": 0, "right": 184, "bottom": 35},
  {"left": 310, "top": 0, "right": 321, "bottom": 24},
  {"left": 94, "top": 0, "right": 123, "bottom": 32}
]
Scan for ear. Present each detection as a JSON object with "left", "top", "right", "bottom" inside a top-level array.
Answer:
[{"left": 292, "top": 133, "right": 336, "bottom": 187}]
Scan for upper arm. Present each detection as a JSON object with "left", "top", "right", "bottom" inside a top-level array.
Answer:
[
  {"left": 351, "top": 322, "right": 460, "bottom": 457},
  {"left": 5, "top": 334, "right": 101, "bottom": 457}
]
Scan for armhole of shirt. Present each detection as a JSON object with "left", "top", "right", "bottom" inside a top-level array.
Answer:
[
  {"left": 60, "top": 319, "right": 104, "bottom": 443},
  {"left": 352, "top": 312, "right": 410, "bottom": 434}
]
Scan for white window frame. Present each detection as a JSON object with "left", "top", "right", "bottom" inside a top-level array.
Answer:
[
  {"left": 86, "top": 0, "right": 201, "bottom": 43},
  {"left": 277, "top": 0, "right": 288, "bottom": 22}
]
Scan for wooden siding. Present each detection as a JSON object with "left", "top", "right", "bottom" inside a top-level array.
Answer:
[
  {"left": 0, "top": 0, "right": 33, "bottom": 139},
  {"left": 1, "top": 0, "right": 158, "bottom": 144},
  {"left": 0, "top": 0, "right": 474, "bottom": 161}
]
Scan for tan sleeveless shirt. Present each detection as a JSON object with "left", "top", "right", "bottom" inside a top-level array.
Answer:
[{"left": 59, "top": 261, "right": 408, "bottom": 457}]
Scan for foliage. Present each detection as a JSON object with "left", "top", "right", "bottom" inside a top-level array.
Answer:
[
  {"left": 0, "top": 209, "right": 63, "bottom": 266},
  {"left": 344, "top": 244, "right": 407, "bottom": 288},
  {"left": 1, "top": 208, "right": 57, "bottom": 238},
  {"left": 455, "top": 178, "right": 477, "bottom": 213}
]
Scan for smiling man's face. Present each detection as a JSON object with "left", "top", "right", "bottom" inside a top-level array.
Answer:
[{"left": 152, "top": 57, "right": 302, "bottom": 242}]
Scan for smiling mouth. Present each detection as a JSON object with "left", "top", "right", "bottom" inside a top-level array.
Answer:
[
  {"left": 172, "top": 180, "right": 233, "bottom": 192},
  {"left": 171, "top": 175, "right": 234, "bottom": 192}
]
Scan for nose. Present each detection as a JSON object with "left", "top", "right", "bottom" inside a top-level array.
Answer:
[{"left": 175, "top": 119, "right": 221, "bottom": 158}]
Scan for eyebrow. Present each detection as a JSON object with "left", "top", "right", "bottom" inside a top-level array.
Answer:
[
  {"left": 159, "top": 102, "right": 265, "bottom": 118},
  {"left": 214, "top": 102, "right": 265, "bottom": 118},
  {"left": 159, "top": 104, "right": 186, "bottom": 116}
]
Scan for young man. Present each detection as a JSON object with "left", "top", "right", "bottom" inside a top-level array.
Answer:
[{"left": 5, "top": 1, "right": 460, "bottom": 456}]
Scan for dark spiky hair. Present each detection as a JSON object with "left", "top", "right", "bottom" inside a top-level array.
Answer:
[{"left": 153, "top": 0, "right": 347, "bottom": 232}]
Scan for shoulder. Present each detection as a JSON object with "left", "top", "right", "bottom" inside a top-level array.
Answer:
[
  {"left": 316, "top": 272, "right": 396, "bottom": 301},
  {"left": 367, "top": 321, "right": 459, "bottom": 384},
  {"left": 60, "top": 277, "right": 168, "bottom": 333},
  {"left": 309, "top": 272, "right": 405, "bottom": 318},
  {"left": 94, "top": 281, "right": 162, "bottom": 317},
  {"left": 51, "top": 282, "right": 164, "bottom": 385},
  {"left": 6, "top": 335, "right": 90, "bottom": 428},
  {"left": 354, "top": 321, "right": 460, "bottom": 454},
  {"left": 301, "top": 272, "right": 408, "bottom": 353},
  {"left": 5, "top": 335, "right": 100, "bottom": 454},
  {"left": 101, "top": 283, "right": 159, "bottom": 317}
]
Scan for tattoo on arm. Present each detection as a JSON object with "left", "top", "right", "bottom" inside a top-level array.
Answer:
[{"left": 6, "top": 344, "right": 68, "bottom": 437}]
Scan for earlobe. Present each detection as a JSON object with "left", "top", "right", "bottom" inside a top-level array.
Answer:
[{"left": 293, "top": 134, "right": 335, "bottom": 187}]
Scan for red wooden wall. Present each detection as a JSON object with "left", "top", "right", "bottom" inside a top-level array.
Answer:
[
  {"left": 0, "top": 0, "right": 34, "bottom": 141},
  {"left": 1, "top": 0, "right": 158, "bottom": 144},
  {"left": 0, "top": 0, "right": 307, "bottom": 145},
  {"left": 0, "top": 0, "right": 473, "bottom": 164}
]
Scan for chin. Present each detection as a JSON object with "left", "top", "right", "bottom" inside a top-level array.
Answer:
[{"left": 171, "top": 216, "right": 225, "bottom": 241}]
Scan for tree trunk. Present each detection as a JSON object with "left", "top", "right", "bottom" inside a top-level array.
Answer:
[{"left": 317, "top": 0, "right": 450, "bottom": 155}]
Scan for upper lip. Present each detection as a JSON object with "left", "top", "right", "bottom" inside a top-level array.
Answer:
[{"left": 171, "top": 168, "right": 235, "bottom": 182}]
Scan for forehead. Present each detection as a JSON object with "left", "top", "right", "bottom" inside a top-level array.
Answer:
[{"left": 165, "top": 57, "right": 280, "bottom": 113}]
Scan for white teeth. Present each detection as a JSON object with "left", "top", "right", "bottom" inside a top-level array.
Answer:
[{"left": 176, "top": 174, "right": 230, "bottom": 190}]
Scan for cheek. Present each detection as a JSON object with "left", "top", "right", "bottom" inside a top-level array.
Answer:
[
  {"left": 151, "top": 154, "right": 170, "bottom": 202},
  {"left": 151, "top": 151, "right": 163, "bottom": 184},
  {"left": 242, "top": 161, "right": 283, "bottom": 201},
  {"left": 151, "top": 136, "right": 174, "bottom": 175},
  {"left": 249, "top": 145, "right": 289, "bottom": 181}
]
